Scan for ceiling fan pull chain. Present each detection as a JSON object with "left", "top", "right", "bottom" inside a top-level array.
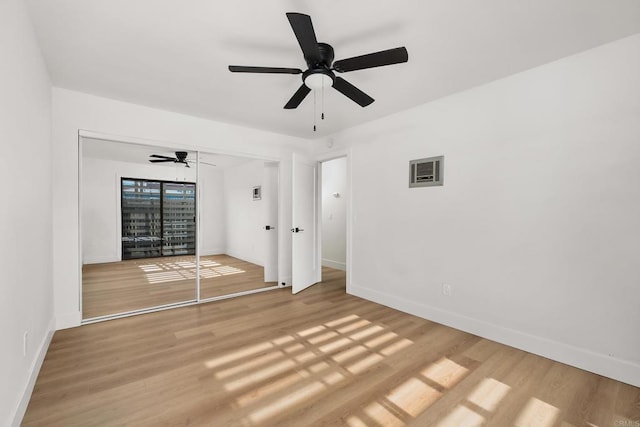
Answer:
[
  {"left": 321, "top": 79, "right": 325, "bottom": 120},
  {"left": 313, "top": 89, "right": 317, "bottom": 132}
]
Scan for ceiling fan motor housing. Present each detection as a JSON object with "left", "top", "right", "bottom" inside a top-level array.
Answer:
[{"left": 303, "top": 43, "right": 336, "bottom": 90}]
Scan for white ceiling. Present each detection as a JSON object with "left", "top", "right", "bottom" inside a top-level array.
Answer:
[
  {"left": 82, "top": 137, "right": 253, "bottom": 170},
  {"left": 27, "top": 1, "right": 640, "bottom": 139}
]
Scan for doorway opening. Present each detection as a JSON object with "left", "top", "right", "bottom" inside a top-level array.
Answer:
[{"left": 320, "top": 156, "right": 348, "bottom": 281}]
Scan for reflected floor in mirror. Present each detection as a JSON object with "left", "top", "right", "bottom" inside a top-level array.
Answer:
[
  {"left": 82, "top": 254, "right": 274, "bottom": 319},
  {"left": 28, "top": 267, "right": 639, "bottom": 426}
]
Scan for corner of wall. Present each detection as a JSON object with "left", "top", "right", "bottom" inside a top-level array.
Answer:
[{"left": 56, "top": 312, "right": 81, "bottom": 330}]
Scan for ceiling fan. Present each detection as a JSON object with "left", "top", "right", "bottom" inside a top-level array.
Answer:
[
  {"left": 229, "top": 12, "right": 408, "bottom": 109},
  {"left": 148, "top": 151, "right": 216, "bottom": 167}
]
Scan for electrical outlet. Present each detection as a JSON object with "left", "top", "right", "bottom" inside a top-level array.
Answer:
[
  {"left": 442, "top": 284, "right": 452, "bottom": 297},
  {"left": 23, "top": 331, "right": 28, "bottom": 357}
]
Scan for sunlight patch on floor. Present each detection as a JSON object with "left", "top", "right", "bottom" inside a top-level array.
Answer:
[
  {"left": 215, "top": 351, "right": 285, "bottom": 379},
  {"left": 248, "top": 381, "right": 327, "bottom": 423},
  {"left": 346, "top": 356, "right": 472, "bottom": 426},
  {"left": 140, "top": 260, "right": 245, "bottom": 283},
  {"left": 319, "top": 337, "right": 352, "bottom": 353},
  {"left": 235, "top": 372, "right": 306, "bottom": 407},
  {"left": 202, "top": 314, "right": 418, "bottom": 425},
  {"left": 224, "top": 359, "right": 297, "bottom": 392},
  {"left": 380, "top": 338, "right": 413, "bottom": 356},
  {"left": 297, "top": 324, "right": 326, "bottom": 337},
  {"left": 364, "top": 401, "right": 405, "bottom": 427},
  {"left": 387, "top": 377, "right": 442, "bottom": 417},
  {"left": 205, "top": 341, "right": 275, "bottom": 369},
  {"left": 145, "top": 270, "right": 196, "bottom": 284},
  {"left": 324, "top": 314, "right": 360, "bottom": 327},
  {"left": 337, "top": 319, "right": 371, "bottom": 334},
  {"left": 200, "top": 260, "right": 221, "bottom": 268},
  {"left": 350, "top": 324, "right": 384, "bottom": 340},
  {"left": 307, "top": 330, "right": 339, "bottom": 344},
  {"left": 514, "top": 397, "right": 560, "bottom": 427},
  {"left": 347, "top": 353, "right": 385, "bottom": 375},
  {"left": 421, "top": 357, "right": 469, "bottom": 389},
  {"left": 466, "top": 377, "right": 511, "bottom": 412},
  {"left": 436, "top": 405, "right": 485, "bottom": 427}
]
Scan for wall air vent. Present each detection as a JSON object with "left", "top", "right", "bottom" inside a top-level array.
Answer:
[{"left": 409, "top": 156, "right": 444, "bottom": 188}]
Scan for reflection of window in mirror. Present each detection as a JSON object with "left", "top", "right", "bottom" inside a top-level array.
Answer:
[{"left": 253, "top": 186, "right": 261, "bottom": 200}]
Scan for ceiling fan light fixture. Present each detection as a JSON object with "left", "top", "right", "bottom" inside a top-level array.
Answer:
[{"left": 303, "top": 72, "right": 334, "bottom": 90}]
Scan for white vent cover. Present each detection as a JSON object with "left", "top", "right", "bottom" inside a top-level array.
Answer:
[{"left": 409, "top": 156, "right": 444, "bottom": 187}]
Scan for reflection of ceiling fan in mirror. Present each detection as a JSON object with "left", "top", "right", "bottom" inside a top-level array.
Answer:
[{"left": 148, "top": 151, "right": 216, "bottom": 167}]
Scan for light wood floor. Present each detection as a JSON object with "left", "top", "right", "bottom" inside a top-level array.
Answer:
[
  {"left": 82, "top": 254, "right": 276, "bottom": 319},
  {"left": 27, "top": 268, "right": 639, "bottom": 426}
]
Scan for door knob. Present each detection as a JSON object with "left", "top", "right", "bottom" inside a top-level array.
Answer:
[
  {"left": 265, "top": 225, "right": 276, "bottom": 230},
  {"left": 291, "top": 227, "right": 304, "bottom": 233}
]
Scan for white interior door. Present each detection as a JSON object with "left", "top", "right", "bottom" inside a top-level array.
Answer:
[
  {"left": 263, "top": 163, "right": 278, "bottom": 283},
  {"left": 292, "top": 153, "right": 320, "bottom": 294}
]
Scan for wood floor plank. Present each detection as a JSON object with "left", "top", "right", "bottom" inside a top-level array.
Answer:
[{"left": 24, "top": 268, "right": 640, "bottom": 426}]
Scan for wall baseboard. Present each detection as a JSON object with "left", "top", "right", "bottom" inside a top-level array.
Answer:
[
  {"left": 200, "top": 248, "right": 226, "bottom": 257},
  {"left": 11, "top": 317, "right": 55, "bottom": 427},
  {"left": 279, "top": 275, "right": 292, "bottom": 288},
  {"left": 349, "top": 283, "right": 640, "bottom": 388},
  {"left": 224, "top": 249, "right": 263, "bottom": 268},
  {"left": 322, "top": 258, "right": 346, "bottom": 271},
  {"left": 83, "top": 255, "right": 119, "bottom": 265}
]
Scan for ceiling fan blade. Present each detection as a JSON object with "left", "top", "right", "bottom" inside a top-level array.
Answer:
[
  {"left": 187, "top": 160, "right": 217, "bottom": 167},
  {"left": 229, "top": 65, "right": 302, "bottom": 74},
  {"left": 333, "top": 47, "right": 408, "bottom": 73},
  {"left": 333, "top": 77, "right": 374, "bottom": 107},
  {"left": 149, "top": 159, "right": 175, "bottom": 163},
  {"left": 286, "top": 13, "right": 322, "bottom": 64},
  {"left": 149, "top": 154, "right": 176, "bottom": 160},
  {"left": 284, "top": 84, "right": 311, "bottom": 109}
]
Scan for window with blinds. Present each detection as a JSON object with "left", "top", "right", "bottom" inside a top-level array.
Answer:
[{"left": 121, "top": 178, "right": 196, "bottom": 260}]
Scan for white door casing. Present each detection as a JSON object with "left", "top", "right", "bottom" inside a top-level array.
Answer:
[{"left": 263, "top": 163, "right": 278, "bottom": 282}]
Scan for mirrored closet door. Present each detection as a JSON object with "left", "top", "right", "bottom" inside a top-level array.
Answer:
[
  {"left": 81, "top": 138, "right": 197, "bottom": 319},
  {"left": 198, "top": 154, "right": 280, "bottom": 300},
  {"left": 80, "top": 138, "right": 281, "bottom": 321}
]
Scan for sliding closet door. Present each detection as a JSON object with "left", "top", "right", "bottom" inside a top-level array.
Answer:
[
  {"left": 81, "top": 137, "right": 197, "bottom": 319},
  {"left": 199, "top": 156, "right": 280, "bottom": 300}
]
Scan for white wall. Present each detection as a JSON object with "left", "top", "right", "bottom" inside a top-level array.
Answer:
[
  {"left": 199, "top": 164, "right": 226, "bottom": 256},
  {"left": 0, "top": 0, "right": 54, "bottom": 425},
  {"left": 224, "top": 160, "right": 267, "bottom": 266},
  {"left": 321, "top": 157, "right": 347, "bottom": 270},
  {"left": 320, "top": 34, "right": 640, "bottom": 386},
  {"left": 52, "top": 88, "right": 313, "bottom": 329}
]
